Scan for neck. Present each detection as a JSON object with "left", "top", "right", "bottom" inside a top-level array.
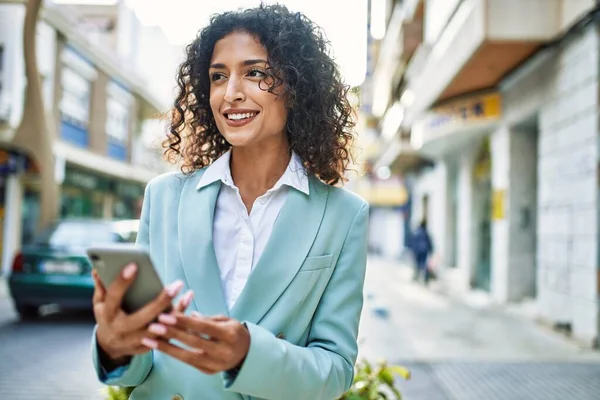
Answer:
[{"left": 230, "top": 138, "right": 291, "bottom": 197}]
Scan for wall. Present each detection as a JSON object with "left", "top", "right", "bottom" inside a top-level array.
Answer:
[
  {"left": 88, "top": 70, "right": 109, "bottom": 154},
  {"left": 456, "top": 144, "right": 476, "bottom": 291},
  {"left": 502, "top": 27, "right": 599, "bottom": 345},
  {"left": 560, "top": 0, "right": 595, "bottom": 32},
  {"left": 491, "top": 126, "right": 510, "bottom": 302}
]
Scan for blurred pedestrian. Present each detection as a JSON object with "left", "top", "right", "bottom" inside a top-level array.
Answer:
[
  {"left": 411, "top": 219, "right": 434, "bottom": 284},
  {"left": 90, "top": 4, "right": 368, "bottom": 400}
]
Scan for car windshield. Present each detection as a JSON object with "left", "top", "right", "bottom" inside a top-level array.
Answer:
[{"left": 32, "top": 221, "right": 136, "bottom": 248}]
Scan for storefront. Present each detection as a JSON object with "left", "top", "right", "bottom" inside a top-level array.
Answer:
[
  {"left": 0, "top": 148, "right": 39, "bottom": 273},
  {"left": 61, "top": 166, "right": 108, "bottom": 218},
  {"left": 61, "top": 165, "right": 144, "bottom": 220},
  {"left": 112, "top": 180, "right": 144, "bottom": 219},
  {"left": 410, "top": 91, "right": 502, "bottom": 290}
]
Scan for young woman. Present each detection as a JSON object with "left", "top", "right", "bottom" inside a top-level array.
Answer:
[{"left": 91, "top": 4, "right": 369, "bottom": 399}]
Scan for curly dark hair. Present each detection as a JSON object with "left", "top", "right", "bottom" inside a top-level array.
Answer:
[{"left": 162, "top": 3, "right": 356, "bottom": 185}]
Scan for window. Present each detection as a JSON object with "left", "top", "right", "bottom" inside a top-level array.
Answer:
[
  {"left": 32, "top": 221, "right": 116, "bottom": 248},
  {"left": 106, "top": 96, "right": 129, "bottom": 143},
  {"left": 106, "top": 81, "right": 132, "bottom": 144},
  {"left": 60, "top": 66, "right": 91, "bottom": 127},
  {"left": 106, "top": 82, "right": 132, "bottom": 160}
]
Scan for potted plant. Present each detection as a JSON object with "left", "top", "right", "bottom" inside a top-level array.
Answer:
[
  {"left": 105, "top": 385, "right": 133, "bottom": 400},
  {"left": 106, "top": 360, "right": 410, "bottom": 400}
]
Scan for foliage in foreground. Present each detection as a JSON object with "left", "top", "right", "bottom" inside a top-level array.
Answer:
[{"left": 105, "top": 359, "right": 410, "bottom": 400}]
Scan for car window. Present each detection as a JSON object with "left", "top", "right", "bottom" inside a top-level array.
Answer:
[
  {"left": 115, "top": 230, "right": 137, "bottom": 243},
  {"left": 33, "top": 221, "right": 118, "bottom": 248},
  {"left": 112, "top": 220, "right": 139, "bottom": 244}
]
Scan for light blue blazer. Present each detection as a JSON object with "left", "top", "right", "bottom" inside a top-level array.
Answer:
[{"left": 92, "top": 168, "right": 369, "bottom": 400}]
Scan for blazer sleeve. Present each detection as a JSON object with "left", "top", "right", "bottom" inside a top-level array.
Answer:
[
  {"left": 91, "top": 182, "right": 154, "bottom": 387},
  {"left": 224, "top": 201, "right": 369, "bottom": 400}
]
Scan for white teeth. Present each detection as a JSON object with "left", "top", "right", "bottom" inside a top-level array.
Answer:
[{"left": 227, "top": 112, "right": 257, "bottom": 120}]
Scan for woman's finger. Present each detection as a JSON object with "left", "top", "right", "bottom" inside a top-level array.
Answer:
[
  {"left": 147, "top": 322, "right": 220, "bottom": 355},
  {"left": 173, "top": 290, "right": 194, "bottom": 313},
  {"left": 141, "top": 337, "right": 220, "bottom": 375},
  {"left": 103, "top": 263, "right": 138, "bottom": 320},
  {"left": 159, "top": 313, "right": 227, "bottom": 340},
  {"left": 92, "top": 269, "right": 106, "bottom": 304},
  {"left": 126, "top": 280, "right": 184, "bottom": 331}
]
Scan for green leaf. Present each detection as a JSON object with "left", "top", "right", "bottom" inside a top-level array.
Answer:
[
  {"left": 379, "top": 369, "right": 394, "bottom": 386},
  {"left": 348, "top": 394, "right": 364, "bottom": 400},
  {"left": 389, "top": 366, "right": 411, "bottom": 380}
]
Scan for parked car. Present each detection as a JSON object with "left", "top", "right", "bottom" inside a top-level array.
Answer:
[{"left": 8, "top": 218, "right": 139, "bottom": 319}]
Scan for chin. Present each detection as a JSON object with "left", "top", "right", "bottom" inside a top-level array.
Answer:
[{"left": 222, "top": 130, "right": 256, "bottom": 147}]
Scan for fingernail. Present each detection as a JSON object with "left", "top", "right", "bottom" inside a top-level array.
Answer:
[
  {"left": 141, "top": 337, "right": 158, "bottom": 349},
  {"left": 191, "top": 311, "right": 203, "bottom": 318},
  {"left": 158, "top": 313, "right": 177, "bottom": 325},
  {"left": 182, "top": 290, "right": 194, "bottom": 307},
  {"left": 165, "top": 280, "right": 184, "bottom": 297},
  {"left": 122, "top": 263, "right": 137, "bottom": 279},
  {"left": 148, "top": 323, "right": 167, "bottom": 335}
]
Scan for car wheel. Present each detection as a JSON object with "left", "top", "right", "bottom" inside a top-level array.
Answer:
[{"left": 16, "top": 305, "right": 39, "bottom": 320}]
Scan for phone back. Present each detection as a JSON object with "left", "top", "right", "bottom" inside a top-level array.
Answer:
[{"left": 87, "top": 244, "right": 165, "bottom": 313}]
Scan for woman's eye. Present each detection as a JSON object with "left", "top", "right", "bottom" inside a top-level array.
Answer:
[
  {"left": 211, "top": 73, "right": 226, "bottom": 82},
  {"left": 248, "top": 69, "right": 267, "bottom": 78}
]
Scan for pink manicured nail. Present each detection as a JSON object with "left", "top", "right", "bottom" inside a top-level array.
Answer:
[
  {"left": 165, "top": 280, "right": 184, "bottom": 297},
  {"left": 181, "top": 290, "right": 194, "bottom": 307},
  {"left": 122, "top": 263, "right": 137, "bottom": 279},
  {"left": 141, "top": 338, "right": 158, "bottom": 349},
  {"left": 158, "top": 313, "right": 177, "bottom": 325},
  {"left": 148, "top": 323, "right": 167, "bottom": 335}
]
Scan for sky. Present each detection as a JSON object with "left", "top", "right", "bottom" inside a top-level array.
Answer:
[
  {"left": 53, "top": 0, "right": 369, "bottom": 87},
  {"left": 128, "top": 0, "right": 369, "bottom": 87}
]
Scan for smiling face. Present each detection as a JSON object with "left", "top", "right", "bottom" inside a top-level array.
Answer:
[{"left": 209, "top": 31, "right": 288, "bottom": 149}]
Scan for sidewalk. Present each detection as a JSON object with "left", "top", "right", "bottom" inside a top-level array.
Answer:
[{"left": 358, "top": 256, "right": 600, "bottom": 363}]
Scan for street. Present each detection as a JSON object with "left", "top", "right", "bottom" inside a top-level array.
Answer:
[
  {"left": 0, "top": 258, "right": 599, "bottom": 399},
  {"left": 359, "top": 258, "right": 600, "bottom": 399}
]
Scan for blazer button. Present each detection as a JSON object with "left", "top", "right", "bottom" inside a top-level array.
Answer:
[
  {"left": 276, "top": 332, "right": 285, "bottom": 339},
  {"left": 171, "top": 395, "right": 183, "bottom": 400}
]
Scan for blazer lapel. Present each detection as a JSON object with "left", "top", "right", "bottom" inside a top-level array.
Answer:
[
  {"left": 230, "top": 177, "right": 328, "bottom": 324},
  {"left": 177, "top": 172, "right": 229, "bottom": 317}
]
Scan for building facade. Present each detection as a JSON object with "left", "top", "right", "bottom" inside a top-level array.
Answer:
[
  {"left": 0, "top": 1, "right": 174, "bottom": 276},
  {"left": 366, "top": 0, "right": 599, "bottom": 347}
]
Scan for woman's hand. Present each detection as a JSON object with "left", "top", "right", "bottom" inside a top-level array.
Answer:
[
  {"left": 92, "top": 263, "right": 194, "bottom": 363},
  {"left": 141, "top": 313, "right": 251, "bottom": 375}
]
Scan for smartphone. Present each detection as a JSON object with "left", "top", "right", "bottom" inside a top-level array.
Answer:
[{"left": 87, "top": 244, "right": 171, "bottom": 314}]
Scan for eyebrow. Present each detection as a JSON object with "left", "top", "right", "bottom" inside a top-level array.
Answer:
[{"left": 209, "top": 59, "right": 268, "bottom": 69}]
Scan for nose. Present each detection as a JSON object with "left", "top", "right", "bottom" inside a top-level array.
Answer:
[{"left": 224, "top": 76, "right": 246, "bottom": 103}]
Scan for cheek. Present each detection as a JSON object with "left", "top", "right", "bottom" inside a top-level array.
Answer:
[
  {"left": 262, "top": 95, "right": 288, "bottom": 129},
  {"left": 209, "top": 97, "right": 218, "bottom": 115},
  {"left": 273, "top": 102, "right": 289, "bottom": 130}
]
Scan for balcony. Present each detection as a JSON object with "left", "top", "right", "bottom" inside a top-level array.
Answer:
[
  {"left": 404, "top": 0, "right": 566, "bottom": 125},
  {"left": 371, "top": 0, "right": 424, "bottom": 117}
]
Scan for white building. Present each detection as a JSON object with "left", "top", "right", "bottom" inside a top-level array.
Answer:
[
  {"left": 0, "top": 0, "right": 180, "bottom": 275},
  {"left": 369, "top": 0, "right": 599, "bottom": 347}
]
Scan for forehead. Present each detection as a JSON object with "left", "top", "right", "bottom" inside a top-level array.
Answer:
[{"left": 210, "top": 31, "right": 267, "bottom": 64}]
